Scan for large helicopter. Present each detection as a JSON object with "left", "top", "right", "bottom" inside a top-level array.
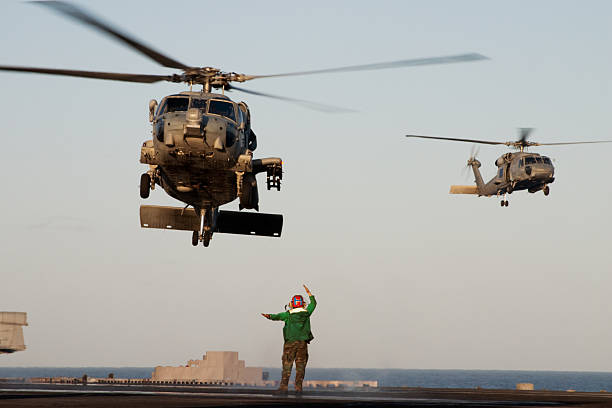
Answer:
[
  {"left": 1, "top": 2, "right": 487, "bottom": 246},
  {"left": 406, "top": 129, "right": 612, "bottom": 207}
]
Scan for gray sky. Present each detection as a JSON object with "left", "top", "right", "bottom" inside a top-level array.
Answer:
[{"left": 1, "top": 0, "right": 611, "bottom": 371}]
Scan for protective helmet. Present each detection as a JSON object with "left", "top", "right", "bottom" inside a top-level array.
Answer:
[{"left": 291, "top": 295, "right": 304, "bottom": 308}]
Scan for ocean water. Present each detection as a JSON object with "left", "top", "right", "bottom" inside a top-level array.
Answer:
[{"left": 0, "top": 367, "right": 611, "bottom": 392}]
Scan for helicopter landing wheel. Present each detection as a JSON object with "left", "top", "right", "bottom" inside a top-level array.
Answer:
[
  {"left": 140, "top": 173, "right": 151, "bottom": 199},
  {"left": 192, "top": 231, "right": 199, "bottom": 247},
  {"left": 500, "top": 200, "right": 504, "bottom": 207},
  {"left": 203, "top": 232, "right": 212, "bottom": 247},
  {"left": 543, "top": 186, "right": 550, "bottom": 196},
  {"left": 505, "top": 200, "right": 509, "bottom": 207}
]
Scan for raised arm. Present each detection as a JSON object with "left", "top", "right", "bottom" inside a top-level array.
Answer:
[{"left": 304, "top": 284, "right": 317, "bottom": 315}]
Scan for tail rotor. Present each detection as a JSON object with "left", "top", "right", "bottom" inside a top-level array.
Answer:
[
  {"left": 469, "top": 145, "right": 480, "bottom": 161},
  {"left": 462, "top": 145, "right": 480, "bottom": 180}
]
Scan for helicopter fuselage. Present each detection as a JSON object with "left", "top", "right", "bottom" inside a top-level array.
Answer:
[
  {"left": 408, "top": 130, "right": 610, "bottom": 206},
  {"left": 140, "top": 92, "right": 282, "bottom": 212},
  {"left": 470, "top": 152, "right": 555, "bottom": 197},
  {"left": 138, "top": 91, "right": 284, "bottom": 246}
]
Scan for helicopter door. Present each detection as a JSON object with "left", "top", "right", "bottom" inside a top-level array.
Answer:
[{"left": 497, "top": 165, "right": 510, "bottom": 184}]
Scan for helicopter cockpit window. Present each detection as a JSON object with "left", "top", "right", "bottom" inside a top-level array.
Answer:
[
  {"left": 518, "top": 158, "right": 524, "bottom": 168},
  {"left": 190, "top": 99, "right": 207, "bottom": 110},
  {"left": 542, "top": 157, "right": 552, "bottom": 165},
  {"left": 525, "top": 157, "right": 536, "bottom": 165},
  {"left": 166, "top": 97, "right": 190, "bottom": 113},
  {"left": 208, "top": 100, "right": 237, "bottom": 122},
  {"left": 535, "top": 157, "right": 543, "bottom": 163}
]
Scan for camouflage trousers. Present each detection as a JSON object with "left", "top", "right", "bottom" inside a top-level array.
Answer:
[{"left": 279, "top": 340, "right": 309, "bottom": 391}]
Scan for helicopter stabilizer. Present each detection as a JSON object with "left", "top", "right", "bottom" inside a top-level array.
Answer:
[
  {"left": 140, "top": 205, "right": 282, "bottom": 238},
  {"left": 449, "top": 185, "right": 479, "bottom": 194}
]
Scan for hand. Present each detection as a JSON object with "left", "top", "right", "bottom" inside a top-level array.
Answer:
[
  {"left": 261, "top": 313, "right": 271, "bottom": 319},
  {"left": 303, "top": 284, "right": 312, "bottom": 296}
]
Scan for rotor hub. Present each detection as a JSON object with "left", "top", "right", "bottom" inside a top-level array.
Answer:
[{"left": 177, "top": 68, "right": 252, "bottom": 91}]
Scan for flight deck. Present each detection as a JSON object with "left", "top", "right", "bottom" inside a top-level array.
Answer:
[{"left": 1, "top": 383, "right": 612, "bottom": 407}]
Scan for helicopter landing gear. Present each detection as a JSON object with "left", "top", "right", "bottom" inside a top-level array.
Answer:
[
  {"left": 192, "top": 208, "right": 215, "bottom": 247},
  {"left": 140, "top": 173, "right": 151, "bottom": 199},
  {"left": 202, "top": 231, "right": 212, "bottom": 247},
  {"left": 192, "top": 231, "right": 212, "bottom": 247},
  {"left": 543, "top": 185, "right": 550, "bottom": 196},
  {"left": 500, "top": 194, "right": 509, "bottom": 207}
]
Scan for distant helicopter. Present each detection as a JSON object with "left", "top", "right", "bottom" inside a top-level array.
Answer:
[
  {"left": 0, "top": 2, "right": 488, "bottom": 246},
  {"left": 406, "top": 129, "right": 612, "bottom": 207}
]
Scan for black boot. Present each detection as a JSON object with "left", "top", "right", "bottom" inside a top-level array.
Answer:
[{"left": 274, "top": 384, "right": 288, "bottom": 396}]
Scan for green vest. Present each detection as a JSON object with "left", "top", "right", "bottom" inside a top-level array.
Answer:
[{"left": 269, "top": 295, "right": 317, "bottom": 342}]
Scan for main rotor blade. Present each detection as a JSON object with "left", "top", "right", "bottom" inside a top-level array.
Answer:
[
  {"left": 229, "top": 85, "right": 356, "bottom": 113},
  {"left": 32, "top": 1, "right": 190, "bottom": 70},
  {"left": 406, "top": 134, "right": 505, "bottom": 145},
  {"left": 0, "top": 65, "right": 172, "bottom": 83},
  {"left": 534, "top": 140, "right": 612, "bottom": 146},
  {"left": 243, "top": 53, "right": 488, "bottom": 81}
]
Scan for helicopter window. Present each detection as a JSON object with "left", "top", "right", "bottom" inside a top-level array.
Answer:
[
  {"left": 238, "top": 107, "right": 245, "bottom": 126},
  {"left": 543, "top": 157, "right": 552, "bottom": 165},
  {"left": 166, "top": 97, "right": 190, "bottom": 113},
  {"left": 190, "top": 99, "right": 207, "bottom": 110},
  {"left": 498, "top": 167, "right": 504, "bottom": 178},
  {"left": 518, "top": 158, "right": 524, "bottom": 168},
  {"left": 525, "top": 157, "right": 536, "bottom": 165},
  {"left": 535, "top": 157, "right": 543, "bottom": 163},
  {"left": 155, "top": 100, "right": 167, "bottom": 117},
  {"left": 239, "top": 103, "right": 250, "bottom": 128},
  {"left": 208, "top": 100, "right": 236, "bottom": 122}
]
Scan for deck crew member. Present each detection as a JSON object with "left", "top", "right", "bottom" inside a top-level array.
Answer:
[{"left": 262, "top": 284, "right": 317, "bottom": 395}]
